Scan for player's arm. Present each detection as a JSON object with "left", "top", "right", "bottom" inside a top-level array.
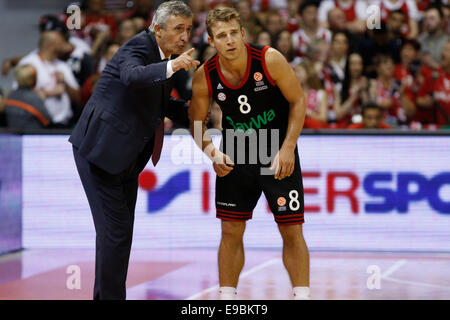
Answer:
[
  {"left": 188, "top": 65, "right": 234, "bottom": 177},
  {"left": 265, "top": 48, "right": 306, "bottom": 180}
]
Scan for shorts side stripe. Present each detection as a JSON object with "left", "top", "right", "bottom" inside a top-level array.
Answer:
[
  {"left": 217, "top": 212, "right": 251, "bottom": 218},
  {"left": 216, "top": 208, "right": 253, "bottom": 215}
]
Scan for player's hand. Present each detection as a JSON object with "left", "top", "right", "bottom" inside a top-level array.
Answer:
[
  {"left": 270, "top": 146, "right": 295, "bottom": 180},
  {"left": 172, "top": 48, "right": 200, "bottom": 72},
  {"left": 212, "top": 150, "right": 234, "bottom": 177}
]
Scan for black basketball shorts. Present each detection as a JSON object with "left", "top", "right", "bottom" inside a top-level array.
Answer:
[{"left": 215, "top": 152, "right": 304, "bottom": 225}]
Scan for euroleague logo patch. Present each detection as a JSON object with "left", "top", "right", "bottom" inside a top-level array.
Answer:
[
  {"left": 218, "top": 92, "right": 226, "bottom": 101},
  {"left": 277, "top": 197, "right": 287, "bottom": 207},
  {"left": 253, "top": 72, "right": 263, "bottom": 82}
]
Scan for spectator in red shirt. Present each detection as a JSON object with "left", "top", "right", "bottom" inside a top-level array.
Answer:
[
  {"left": 416, "top": 41, "right": 450, "bottom": 126},
  {"left": 81, "top": 42, "right": 120, "bottom": 105},
  {"left": 347, "top": 103, "right": 391, "bottom": 129},
  {"left": 81, "top": 0, "right": 118, "bottom": 59},
  {"left": 394, "top": 39, "right": 420, "bottom": 121},
  {"left": 294, "top": 61, "right": 328, "bottom": 128},
  {"left": 368, "top": 54, "right": 407, "bottom": 126}
]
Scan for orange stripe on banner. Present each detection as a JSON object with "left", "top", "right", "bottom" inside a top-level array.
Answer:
[{"left": 4, "top": 99, "right": 50, "bottom": 126}]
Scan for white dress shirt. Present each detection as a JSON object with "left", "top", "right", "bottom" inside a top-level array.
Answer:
[{"left": 158, "top": 45, "right": 174, "bottom": 79}]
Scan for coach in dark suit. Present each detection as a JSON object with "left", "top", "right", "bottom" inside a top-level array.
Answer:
[{"left": 69, "top": 1, "right": 199, "bottom": 300}]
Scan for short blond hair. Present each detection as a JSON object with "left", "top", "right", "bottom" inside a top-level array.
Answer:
[
  {"left": 14, "top": 64, "right": 37, "bottom": 88},
  {"left": 206, "top": 7, "right": 242, "bottom": 38}
]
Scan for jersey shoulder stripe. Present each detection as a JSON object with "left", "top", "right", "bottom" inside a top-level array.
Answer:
[{"left": 204, "top": 54, "right": 218, "bottom": 97}]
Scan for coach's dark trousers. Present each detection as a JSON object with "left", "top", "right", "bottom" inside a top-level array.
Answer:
[{"left": 72, "top": 145, "right": 151, "bottom": 300}]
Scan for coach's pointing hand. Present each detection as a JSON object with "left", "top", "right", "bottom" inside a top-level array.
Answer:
[{"left": 172, "top": 48, "right": 200, "bottom": 72}]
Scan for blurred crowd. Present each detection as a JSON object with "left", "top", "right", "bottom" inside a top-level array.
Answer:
[{"left": 1, "top": 0, "right": 450, "bottom": 131}]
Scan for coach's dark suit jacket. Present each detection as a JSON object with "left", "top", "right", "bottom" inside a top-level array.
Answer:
[{"left": 69, "top": 30, "right": 188, "bottom": 174}]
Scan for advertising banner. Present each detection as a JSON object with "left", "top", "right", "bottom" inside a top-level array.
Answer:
[{"left": 22, "top": 134, "right": 450, "bottom": 251}]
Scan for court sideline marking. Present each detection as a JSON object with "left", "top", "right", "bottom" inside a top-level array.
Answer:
[
  {"left": 381, "top": 259, "right": 450, "bottom": 290},
  {"left": 185, "top": 258, "right": 281, "bottom": 300}
]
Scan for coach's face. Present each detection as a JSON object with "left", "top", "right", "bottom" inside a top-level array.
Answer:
[{"left": 155, "top": 15, "right": 193, "bottom": 56}]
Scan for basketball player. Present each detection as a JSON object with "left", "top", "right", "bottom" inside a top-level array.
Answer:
[{"left": 188, "top": 7, "right": 310, "bottom": 300}]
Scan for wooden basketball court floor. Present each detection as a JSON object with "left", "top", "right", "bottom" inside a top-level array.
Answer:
[{"left": 0, "top": 248, "right": 449, "bottom": 300}]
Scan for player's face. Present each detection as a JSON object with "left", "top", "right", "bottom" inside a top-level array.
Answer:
[
  {"left": 155, "top": 15, "right": 193, "bottom": 56},
  {"left": 208, "top": 20, "right": 245, "bottom": 60}
]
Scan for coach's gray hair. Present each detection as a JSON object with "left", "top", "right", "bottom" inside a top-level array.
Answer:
[{"left": 149, "top": 1, "right": 193, "bottom": 34}]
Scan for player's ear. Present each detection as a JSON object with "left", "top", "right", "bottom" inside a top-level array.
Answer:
[
  {"left": 207, "top": 36, "right": 215, "bottom": 48},
  {"left": 241, "top": 27, "right": 245, "bottom": 40}
]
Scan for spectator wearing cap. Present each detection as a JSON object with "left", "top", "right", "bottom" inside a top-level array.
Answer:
[
  {"left": 4, "top": 65, "right": 51, "bottom": 130},
  {"left": 41, "top": 14, "right": 95, "bottom": 88},
  {"left": 292, "top": 0, "right": 331, "bottom": 57},
  {"left": 15, "top": 31, "right": 81, "bottom": 127},
  {"left": 347, "top": 103, "right": 391, "bottom": 129},
  {"left": 2, "top": 15, "right": 95, "bottom": 89},
  {"left": 419, "top": 5, "right": 449, "bottom": 70}
]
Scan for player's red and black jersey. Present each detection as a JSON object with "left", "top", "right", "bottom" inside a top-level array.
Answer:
[{"left": 204, "top": 43, "right": 291, "bottom": 166}]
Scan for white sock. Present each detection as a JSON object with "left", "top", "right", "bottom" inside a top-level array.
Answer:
[
  {"left": 293, "top": 286, "right": 310, "bottom": 300},
  {"left": 219, "top": 286, "right": 237, "bottom": 300}
]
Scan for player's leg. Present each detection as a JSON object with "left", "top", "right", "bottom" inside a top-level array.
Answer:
[
  {"left": 215, "top": 165, "right": 260, "bottom": 299},
  {"left": 261, "top": 150, "right": 310, "bottom": 299},
  {"left": 218, "top": 220, "right": 246, "bottom": 299},
  {"left": 278, "top": 223, "right": 310, "bottom": 299}
]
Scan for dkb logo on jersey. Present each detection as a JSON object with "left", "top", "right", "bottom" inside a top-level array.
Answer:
[{"left": 138, "top": 170, "right": 190, "bottom": 213}]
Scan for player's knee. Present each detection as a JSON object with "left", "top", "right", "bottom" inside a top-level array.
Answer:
[
  {"left": 278, "top": 224, "right": 303, "bottom": 245},
  {"left": 221, "top": 221, "right": 245, "bottom": 240}
]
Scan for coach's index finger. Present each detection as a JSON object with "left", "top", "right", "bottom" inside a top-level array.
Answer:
[{"left": 183, "top": 47, "right": 195, "bottom": 56}]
